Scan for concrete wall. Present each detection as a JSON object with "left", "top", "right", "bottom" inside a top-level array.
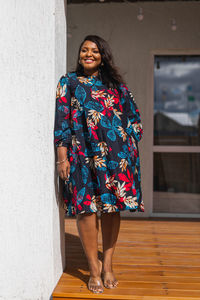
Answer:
[
  {"left": 0, "top": 0, "right": 66, "bottom": 299},
  {"left": 67, "top": 1, "right": 200, "bottom": 217}
]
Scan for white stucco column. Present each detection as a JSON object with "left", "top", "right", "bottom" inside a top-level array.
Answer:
[{"left": 0, "top": 1, "right": 66, "bottom": 299}]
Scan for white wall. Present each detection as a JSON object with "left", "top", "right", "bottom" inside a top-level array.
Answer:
[
  {"left": 67, "top": 1, "right": 200, "bottom": 217},
  {"left": 0, "top": 0, "right": 66, "bottom": 299}
]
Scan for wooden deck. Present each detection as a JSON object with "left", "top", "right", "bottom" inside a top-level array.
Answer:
[{"left": 52, "top": 218, "right": 200, "bottom": 299}]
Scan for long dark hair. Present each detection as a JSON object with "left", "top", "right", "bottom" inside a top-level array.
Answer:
[{"left": 75, "top": 35, "right": 125, "bottom": 89}]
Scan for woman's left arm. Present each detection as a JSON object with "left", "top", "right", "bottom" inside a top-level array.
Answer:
[
  {"left": 54, "top": 74, "right": 72, "bottom": 149},
  {"left": 120, "top": 84, "right": 144, "bottom": 142}
]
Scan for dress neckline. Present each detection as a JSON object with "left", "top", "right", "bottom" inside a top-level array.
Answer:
[{"left": 82, "top": 73, "right": 99, "bottom": 79}]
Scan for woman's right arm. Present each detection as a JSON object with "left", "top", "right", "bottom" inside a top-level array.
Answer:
[{"left": 54, "top": 74, "right": 72, "bottom": 180}]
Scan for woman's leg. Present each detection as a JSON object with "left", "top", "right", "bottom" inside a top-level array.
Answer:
[
  {"left": 76, "top": 212, "right": 104, "bottom": 293},
  {"left": 100, "top": 211, "right": 120, "bottom": 288}
]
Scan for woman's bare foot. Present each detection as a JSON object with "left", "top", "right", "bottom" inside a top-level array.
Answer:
[
  {"left": 102, "top": 271, "right": 118, "bottom": 289},
  {"left": 88, "top": 260, "right": 104, "bottom": 294}
]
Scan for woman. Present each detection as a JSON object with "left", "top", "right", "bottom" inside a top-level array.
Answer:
[{"left": 54, "top": 35, "right": 144, "bottom": 294}]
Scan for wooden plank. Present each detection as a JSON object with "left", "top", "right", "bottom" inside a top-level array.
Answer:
[
  {"left": 53, "top": 285, "right": 167, "bottom": 296},
  {"left": 53, "top": 297, "right": 200, "bottom": 300},
  {"left": 53, "top": 285, "right": 200, "bottom": 297},
  {"left": 54, "top": 296, "right": 200, "bottom": 300},
  {"left": 65, "top": 249, "right": 200, "bottom": 259},
  {"left": 58, "top": 279, "right": 200, "bottom": 290}
]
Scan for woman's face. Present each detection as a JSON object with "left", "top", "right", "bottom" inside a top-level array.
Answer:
[{"left": 79, "top": 40, "right": 102, "bottom": 75}]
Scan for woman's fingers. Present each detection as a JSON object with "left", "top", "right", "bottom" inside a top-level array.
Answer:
[
  {"left": 66, "top": 165, "right": 70, "bottom": 177},
  {"left": 62, "top": 168, "right": 68, "bottom": 181},
  {"left": 57, "top": 161, "right": 70, "bottom": 181},
  {"left": 61, "top": 166, "right": 70, "bottom": 181},
  {"left": 66, "top": 162, "right": 70, "bottom": 179}
]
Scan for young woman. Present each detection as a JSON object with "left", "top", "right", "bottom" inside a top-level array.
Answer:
[{"left": 54, "top": 35, "right": 144, "bottom": 294}]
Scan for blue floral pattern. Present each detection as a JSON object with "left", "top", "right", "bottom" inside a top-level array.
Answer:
[{"left": 54, "top": 72, "right": 144, "bottom": 216}]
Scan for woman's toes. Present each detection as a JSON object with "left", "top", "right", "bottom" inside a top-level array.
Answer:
[
  {"left": 103, "top": 272, "right": 118, "bottom": 289},
  {"left": 104, "top": 279, "right": 113, "bottom": 289},
  {"left": 97, "top": 285, "right": 103, "bottom": 293},
  {"left": 88, "top": 277, "right": 104, "bottom": 294},
  {"left": 105, "top": 279, "right": 113, "bottom": 289},
  {"left": 94, "top": 285, "right": 103, "bottom": 294}
]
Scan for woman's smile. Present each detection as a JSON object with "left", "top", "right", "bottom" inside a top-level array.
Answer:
[{"left": 85, "top": 59, "right": 95, "bottom": 63}]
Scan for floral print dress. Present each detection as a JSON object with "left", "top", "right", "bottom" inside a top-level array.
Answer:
[{"left": 54, "top": 72, "right": 144, "bottom": 216}]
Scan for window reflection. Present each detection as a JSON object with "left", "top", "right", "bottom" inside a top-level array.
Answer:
[
  {"left": 154, "top": 55, "right": 200, "bottom": 146},
  {"left": 153, "top": 153, "right": 200, "bottom": 214}
]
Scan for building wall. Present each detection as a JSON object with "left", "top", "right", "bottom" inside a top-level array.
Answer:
[
  {"left": 0, "top": 0, "right": 66, "bottom": 299},
  {"left": 67, "top": 1, "right": 200, "bottom": 217}
]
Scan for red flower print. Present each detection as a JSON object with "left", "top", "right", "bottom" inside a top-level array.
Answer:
[
  {"left": 61, "top": 96, "right": 67, "bottom": 103},
  {"left": 118, "top": 169, "right": 134, "bottom": 191},
  {"left": 86, "top": 194, "right": 91, "bottom": 200},
  {"left": 83, "top": 201, "right": 91, "bottom": 205}
]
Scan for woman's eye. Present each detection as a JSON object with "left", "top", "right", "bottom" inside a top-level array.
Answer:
[{"left": 81, "top": 49, "right": 99, "bottom": 54}]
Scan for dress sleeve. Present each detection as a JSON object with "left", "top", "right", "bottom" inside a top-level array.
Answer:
[
  {"left": 54, "top": 74, "right": 72, "bottom": 148},
  {"left": 120, "top": 84, "right": 143, "bottom": 142}
]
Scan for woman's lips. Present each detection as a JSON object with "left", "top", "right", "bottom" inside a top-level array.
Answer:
[{"left": 84, "top": 59, "right": 95, "bottom": 64}]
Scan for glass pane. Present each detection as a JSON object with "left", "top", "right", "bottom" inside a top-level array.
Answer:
[
  {"left": 154, "top": 55, "right": 200, "bottom": 146},
  {"left": 153, "top": 152, "right": 200, "bottom": 214}
]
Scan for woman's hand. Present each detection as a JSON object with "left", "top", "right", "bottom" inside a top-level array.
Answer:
[
  {"left": 56, "top": 146, "right": 70, "bottom": 181},
  {"left": 57, "top": 159, "right": 71, "bottom": 181}
]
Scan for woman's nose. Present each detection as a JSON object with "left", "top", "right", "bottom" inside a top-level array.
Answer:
[{"left": 86, "top": 50, "right": 92, "bottom": 56}]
